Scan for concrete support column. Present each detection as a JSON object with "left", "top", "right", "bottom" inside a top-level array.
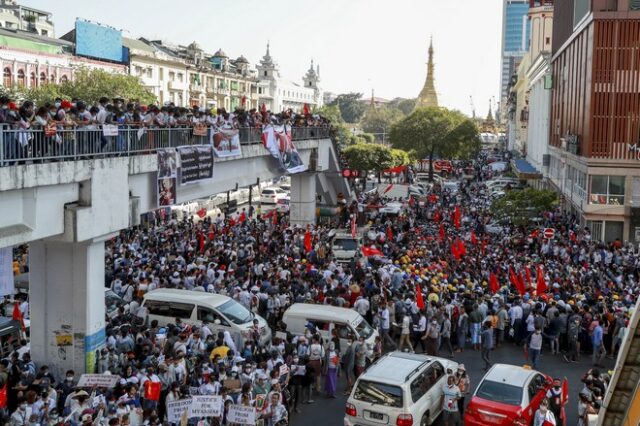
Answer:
[
  {"left": 30, "top": 239, "right": 106, "bottom": 379},
  {"left": 290, "top": 172, "right": 317, "bottom": 227}
]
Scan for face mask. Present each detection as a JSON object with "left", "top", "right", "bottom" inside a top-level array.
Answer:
[
  {"left": 54, "top": 102, "right": 61, "bottom": 108},
  {"left": 293, "top": 358, "right": 299, "bottom": 363}
]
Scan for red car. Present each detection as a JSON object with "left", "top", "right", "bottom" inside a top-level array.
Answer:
[{"left": 464, "top": 364, "right": 567, "bottom": 426}]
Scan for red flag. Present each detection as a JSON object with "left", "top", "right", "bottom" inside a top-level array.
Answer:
[
  {"left": 12, "top": 302, "right": 24, "bottom": 331},
  {"left": 453, "top": 206, "right": 461, "bottom": 229},
  {"left": 351, "top": 215, "right": 357, "bottom": 238},
  {"left": 481, "top": 239, "right": 487, "bottom": 255},
  {"left": 272, "top": 211, "right": 278, "bottom": 225},
  {"left": 144, "top": 381, "right": 161, "bottom": 401},
  {"left": 386, "top": 227, "right": 393, "bottom": 241},
  {"left": 509, "top": 267, "right": 525, "bottom": 296},
  {"left": 536, "top": 265, "right": 547, "bottom": 294},
  {"left": 241, "top": 95, "right": 247, "bottom": 107},
  {"left": 196, "top": 208, "right": 207, "bottom": 218},
  {"left": 525, "top": 265, "right": 532, "bottom": 287},
  {"left": 561, "top": 378, "right": 569, "bottom": 406},
  {"left": 434, "top": 210, "right": 441, "bottom": 222},
  {"left": 229, "top": 217, "right": 236, "bottom": 227},
  {"left": 451, "top": 241, "right": 460, "bottom": 260},
  {"left": 261, "top": 103, "right": 267, "bottom": 115},
  {"left": 304, "top": 230, "right": 312, "bottom": 253},
  {"left": 489, "top": 272, "right": 499, "bottom": 294},
  {"left": 408, "top": 195, "right": 415, "bottom": 207},
  {"left": 439, "top": 223, "right": 445, "bottom": 242},
  {"left": 518, "top": 272, "right": 526, "bottom": 293},
  {"left": 238, "top": 211, "right": 246, "bottom": 223},
  {"left": 457, "top": 239, "right": 466, "bottom": 256},
  {"left": 303, "top": 103, "right": 310, "bottom": 115},
  {"left": 415, "top": 283, "right": 425, "bottom": 310},
  {"left": 530, "top": 229, "right": 540, "bottom": 238},
  {"left": 471, "top": 231, "right": 478, "bottom": 245},
  {"left": 362, "top": 246, "right": 384, "bottom": 257}
]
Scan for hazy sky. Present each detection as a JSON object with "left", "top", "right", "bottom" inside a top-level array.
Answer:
[{"left": 28, "top": 0, "right": 503, "bottom": 117}]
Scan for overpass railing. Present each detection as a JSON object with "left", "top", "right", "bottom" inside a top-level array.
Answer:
[{"left": 0, "top": 125, "right": 331, "bottom": 166}]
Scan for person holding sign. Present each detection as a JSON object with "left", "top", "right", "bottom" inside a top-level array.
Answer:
[{"left": 263, "top": 392, "right": 288, "bottom": 426}]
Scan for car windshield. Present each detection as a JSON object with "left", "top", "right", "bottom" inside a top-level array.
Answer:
[
  {"left": 475, "top": 380, "right": 523, "bottom": 406},
  {"left": 334, "top": 238, "right": 358, "bottom": 251},
  {"left": 217, "top": 300, "right": 253, "bottom": 324},
  {"left": 354, "top": 318, "right": 374, "bottom": 339},
  {"left": 354, "top": 380, "right": 403, "bottom": 408}
]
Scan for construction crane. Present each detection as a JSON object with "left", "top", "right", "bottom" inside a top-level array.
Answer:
[{"left": 469, "top": 95, "right": 476, "bottom": 119}]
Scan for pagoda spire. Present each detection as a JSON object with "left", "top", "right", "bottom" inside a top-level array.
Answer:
[{"left": 415, "top": 37, "right": 439, "bottom": 109}]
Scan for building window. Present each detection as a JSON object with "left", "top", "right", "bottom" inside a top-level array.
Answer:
[
  {"left": 3, "top": 67, "right": 11, "bottom": 87},
  {"left": 49, "top": 74, "right": 55, "bottom": 83},
  {"left": 41, "top": 29, "right": 47, "bottom": 36},
  {"left": 589, "top": 175, "right": 625, "bottom": 205},
  {"left": 177, "top": 73, "right": 183, "bottom": 82},
  {"left": 146, "top": 68, "right": 152, "bottom": 78},
  {"left": 16, "top": 69, "right": 25, "bottom": 87},
  {"left": 169, "top": 71, "right": 175, "bottom": 81},
  {"left": 29, "top": 72, "right": 36, "bottom": 87},
  {"left": 39, "top": 72, "right": 46, "bottom": 85},
  {"left": 60, "top": 74, "right": 68, "bottom": 83},
  {"left": 264, "top": 71, "right": 267, "bottom": 76}
]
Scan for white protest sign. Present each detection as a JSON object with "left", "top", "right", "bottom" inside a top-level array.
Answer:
[
  {"left": 166, "top": 398, "right": 193, "bottom": 424},
  {"left": 227, "top": 404, "right": 256, "bottom": 425},
  {"left": 102, "top": 124, "right": 119, "bottom": 137},
  {"left": 191, "top": 395, "right": 223, "bottom": 418},
  {"left": 279, "top": 364, "right": 289, "bottom": 376},
  {"left": 76, "top": 374, "right": 119, "bottom": 388}
]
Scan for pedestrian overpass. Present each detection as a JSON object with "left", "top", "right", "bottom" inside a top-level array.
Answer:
[{"left": 0, "top": 125, "right": 351, "bottom": 377}]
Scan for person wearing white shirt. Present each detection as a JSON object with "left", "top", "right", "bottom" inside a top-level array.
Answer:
[{"left": 353, "top": 297, "right": 369, "bottom": 317}]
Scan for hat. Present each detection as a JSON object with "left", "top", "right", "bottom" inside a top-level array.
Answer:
[
  {"left": 457, "top": 364, "right": 466, "bottom": 371},
  {"left": 270, "top": 379, "right": 279, "bottom": 385},
  {"left": 73, "top": 390, "right": 90, "bottom": 398}
]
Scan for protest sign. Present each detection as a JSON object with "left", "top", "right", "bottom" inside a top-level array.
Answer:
[
  {"left": 191, "top": 395, "right": 223, "bottom": 418},
  {"left": 166, "top": 399, "right": 192, "bottom": 424},
  {"left": 227, "top": 405, "right": 256, "bottom": 425},
  {"left": 76, "top": 374, "right": 119, "bottom": 388}
]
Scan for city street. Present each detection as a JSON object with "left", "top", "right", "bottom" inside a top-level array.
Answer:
[{"left": 292, "top": 345, "right": 616, "bottom": 425}]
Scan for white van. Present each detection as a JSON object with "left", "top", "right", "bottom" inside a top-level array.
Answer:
[
  {"left": 141, "top": 289, "right": 271, "bottom": 346},
  {"left": 345, "top": 352, "right": 458, "bottom": 426},
  {"left": 331, "top": 232, "right": 362, "bottom": 265},
  {"left": 282, "top": 304, "right": 377, "bottom": 360}
]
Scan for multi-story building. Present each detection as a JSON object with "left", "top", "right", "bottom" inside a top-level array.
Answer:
[
  {"left": 0, "top": 0, "right": 54, "bottom": 37},
  {"left": 150, "top": 42, "right": 258, "bottom": 111},
  {"left": 548, "top": 0, "right": 640, "bottom": 242},
  {"left": 522, "top": 0, "right": 554, "bottom": 188},
  {"left": 123, "top": 38, "right": 189, "bottom": 107},
  {"left": 500, "top": 0, "right": 531, "bottom": 105},
  {"left": 0, "top": 28, "right": 125, "bottom": 90},
  {"left": 256, "top": 43, "right": 322, "bottom": 112}
]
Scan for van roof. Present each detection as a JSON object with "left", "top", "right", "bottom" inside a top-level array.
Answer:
[
  {"left": 0, "top": 316, "right": 22, "bottom": 337},
  {"left": 362, "top": 352, "right": 437, "bottom": 385},
  {"left": 143, "top": 288, "right": 231, "bottom": 307},
  {"left": 284, "top": 303, "right": 361, "bottom": 324}
]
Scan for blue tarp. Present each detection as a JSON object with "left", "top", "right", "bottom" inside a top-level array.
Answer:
[{"left": 513, "top": 159, "right": 542, "bottom": 178}]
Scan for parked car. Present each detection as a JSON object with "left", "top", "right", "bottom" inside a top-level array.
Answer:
[
  {"left": 260, "top": 187, "right": 287, "bottom": 204},
  {"left": 464, "top": 364, "right": 566, "bottom": 426},
  {"left": 345, "top": 352, "right": 458, "bottom": 426}
]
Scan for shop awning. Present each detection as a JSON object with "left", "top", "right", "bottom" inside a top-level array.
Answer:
[{"left": 512, "top": 158, "right": 542, "bottom": 180}]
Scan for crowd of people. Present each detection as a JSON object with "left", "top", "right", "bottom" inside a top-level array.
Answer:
[
  {"left": 1, "top": 152, "right": 637, "bottom": 425},
  {"left": 0, "top": 97, "right": 331, "bottom": 164}
]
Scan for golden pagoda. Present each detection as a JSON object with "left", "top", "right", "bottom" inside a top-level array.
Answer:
[
  {"left": 415, "top": 37, "right": 438, "bottom": 109},
  {"left": 481, "top": 103, "right": 498, "bottom": 134}
]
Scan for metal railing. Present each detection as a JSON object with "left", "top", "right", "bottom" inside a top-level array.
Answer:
[{"left": 0, "top": 125, "right": 331, "bottom": 166}]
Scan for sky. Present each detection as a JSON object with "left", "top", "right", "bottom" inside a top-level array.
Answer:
[{"left": 27, "top": 0, "right": 503, "bottom": 117}]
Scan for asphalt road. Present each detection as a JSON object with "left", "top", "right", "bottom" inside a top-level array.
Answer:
[{"left": 290, "top": 344, "right": 615, "bottom": 426}]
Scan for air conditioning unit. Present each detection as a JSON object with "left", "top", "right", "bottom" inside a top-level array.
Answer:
[{"left": 542, "top": 154, "right": 550, "bottom": 166}]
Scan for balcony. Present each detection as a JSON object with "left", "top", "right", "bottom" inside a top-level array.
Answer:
[{"left": 168, "top": 81, "right": 187, "bottom": 91}]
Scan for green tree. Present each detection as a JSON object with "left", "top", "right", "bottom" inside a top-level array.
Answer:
[
  {"left": 390, "top": 148, "right": 412, "bottom": 166},
  {"left": 491, "top": 188, "right": 558, "bottom": 226},
  {"left": 387, "top": 98, "right": 416, "bottom": 115},
  {"left": 328, "top": 92, "right": 367, "bottom": 123},
  {"left": 315, "top": 104, "right": 351, "bottom": 147},
  {"left": 342, "top": 143, "right": 394, "bottom": 184},
  {"left": 23, "top": 68, "right": 156, "bottom": 105},
  {"left": 360, "top": 105, "right": 404, "bottom": 137},
  {"left": 389, "top": 106, "right": 481, "bottom": 181}
]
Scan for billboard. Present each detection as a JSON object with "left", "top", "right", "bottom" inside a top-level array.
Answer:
[
  {"left": 75, "top": 20, "right": 123, "bottom": 63},
  {"left": 177, "top": 145, "right": 214, "bottom": 185}
]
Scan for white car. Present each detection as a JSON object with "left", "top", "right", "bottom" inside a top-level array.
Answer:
[
  {"left": 379, "top": 202, "right": 403, "bottom": 215},
  {"left": 260, "top": 187, "right": 287, "bottom": 204},
  {"left": 345, "top": 352, "right": 458, "bottom": 426},
  {"left": 278, "top": 183, "right": 291, "bottom": 192}
]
